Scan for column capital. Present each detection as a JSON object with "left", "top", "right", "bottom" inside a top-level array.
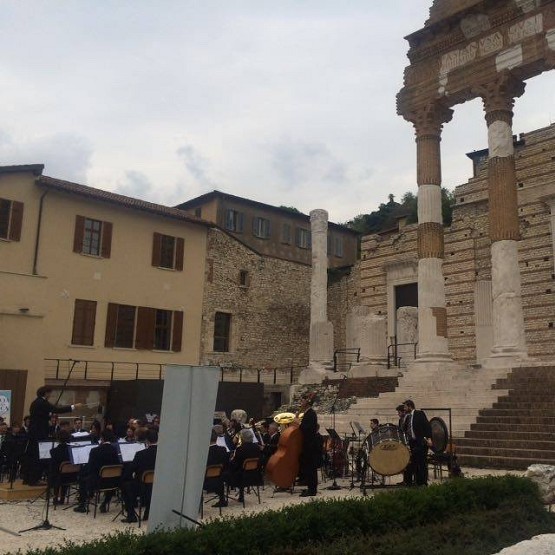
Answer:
[
  {"left": 405, "top": 101, "right": 453, "bottom": 138},
  {"left": 473, "top": 72, "right": 526, "bottom": 120}
]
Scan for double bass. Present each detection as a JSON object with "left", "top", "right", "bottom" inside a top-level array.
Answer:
[{"left": 265, "top": 412, "right": 303, "bottom": 489}]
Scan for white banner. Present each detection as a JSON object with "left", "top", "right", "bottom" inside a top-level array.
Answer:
[{"left": 0, "top": 390, "right": 11, "bottom": 425}]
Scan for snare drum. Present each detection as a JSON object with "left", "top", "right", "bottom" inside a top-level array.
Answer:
[{"left": 368, "top": 423, "right": 410, "bottom": 476}]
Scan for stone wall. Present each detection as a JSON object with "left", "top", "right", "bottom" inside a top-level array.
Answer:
[
  {"left": 359, "top": 123, "right": 555, "bottom": 364},
  {"left": 200, "top": 228, "right": 311, "bottom": 370}
]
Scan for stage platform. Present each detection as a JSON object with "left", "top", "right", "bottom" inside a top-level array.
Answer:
[{"left": 0, "top": 480, "right": 47, "bottom": 501}]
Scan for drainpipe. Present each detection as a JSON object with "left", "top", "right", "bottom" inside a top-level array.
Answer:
[{"left": 33, "top": 190, "right": 49, "bottom": 275}]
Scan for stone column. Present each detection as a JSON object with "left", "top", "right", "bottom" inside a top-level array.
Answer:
[
  {"left": 476, "top": 73, "right": 528, "bottom": 362},
  {"left": 309, "top": 209, "right": 334, "bottom": 366},
  {"left": 408, "top": 102, "right": 453, "bottom": 362}
]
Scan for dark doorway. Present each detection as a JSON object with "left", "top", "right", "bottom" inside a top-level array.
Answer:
[{"left": 395, "top": 282, "right": 418, "bottom": 310}]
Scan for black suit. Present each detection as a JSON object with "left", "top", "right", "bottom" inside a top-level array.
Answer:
[
  {"left": 78, "top": 442, "right": 120, "bottom": 506},
  {"left": 204, "top": 444, "right": 229, "bottom": 502},
  {"left": 229, "top": 442, "right": 261, "bottom": 499},
  {"left": 299, "top": 407, "right": 319, "bottom": 495},
  {"left": 22, "top": 396, "right": 73, "bottom": 485},
  {"left": 405, "top": 409, "right": 432, "bottom": 486},
  {"left": 48, "top": 443, "right": 71, "bottom": 501},
  {"left": 122, "top": 445, "right": 157, "bottom": 519}
]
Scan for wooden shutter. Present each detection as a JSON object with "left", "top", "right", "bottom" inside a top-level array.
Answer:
[
  {"left": 135, "top": 306, "right": 155, "bottom": 350},
  {"left": 72, "top": 299, "right": 96, "bottom": 346},
  {"left": 172, "top": 311, "right": 184, "bottom": 352},
  {"left": 237, "top": 213, "right": 244, "bottom": 233},
  {"left": 73, "top": 215, "right": 85, "bottom": 253},
  {"left": 9, "top": 201, "right": 23, "bottom": 241},
  {"left": 101, "top": 221, "right": 113, "bottom": 258},
  {"left": 104, "top": 303, "right": 118, "bottom": 348},
  {"left": 152, "top": 233, "right": 162, "bottom": 267},
  {"left": 175, "top": 237, "right": 184, "bottom": 271}
]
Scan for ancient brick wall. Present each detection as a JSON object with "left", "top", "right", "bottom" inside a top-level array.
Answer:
[
  {"left": 359, "top": 123, "right": 555, "bottom": 364},
  {"left": 200, "top": 228, "right": 311, "bottom": 370}
]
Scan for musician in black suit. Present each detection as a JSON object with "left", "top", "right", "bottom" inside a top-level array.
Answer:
[
  {"left": 261, "top": 422, "right": 280, "bottom": 469},
  {"left": 403, "top": 399, "right": 432, "bottom": 486},
  {"left": 22, "top": 386, "right": 83, "bottom": 486},
  {"left": 228, "top": 428, "right": 261, "bottom": 503},
  {"left": 121, "top": 429, "right": 158, "bottom": 523},
  {"left": 205, "top": 429, "right": 230, "bottom": 508},
  {"left": 298, "top": 392, "right": 319, "bottom": 497},
  {"left": 74, "top": 429, "right": 120, "bottom": 513},
  {"left": 48, "top": 429, "right": 71, "bottom": 505}
]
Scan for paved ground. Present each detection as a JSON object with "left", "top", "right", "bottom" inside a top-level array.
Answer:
[{"left": 0, "top": 468, "right": 546, "bottom": 555}]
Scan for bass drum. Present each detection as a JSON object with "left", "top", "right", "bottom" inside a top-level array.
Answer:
[{"left": 368, "top": 423, "right": 410, "bottom": 477}]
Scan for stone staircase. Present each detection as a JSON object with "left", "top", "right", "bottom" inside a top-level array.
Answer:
[
  {"left": 455, "top": 366, "right": 555, "bottom": 469},
  {"left": 323, "top": 376, "right": 399, "bottom": 399},
  {"left": 318, "top": 363, "right": 512, "bottom": 437}
]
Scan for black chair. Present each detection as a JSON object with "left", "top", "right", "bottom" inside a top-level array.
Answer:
[{"left": 54, "top": 461, "right": 80, "bottom": 508}]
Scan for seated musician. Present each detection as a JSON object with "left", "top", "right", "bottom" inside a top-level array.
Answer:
[
  {"left": 48, "top": 429, "right": 71, "bottom": 505},
  {"left": 74, "top": 429, "right": 120, "bottom": 513},
  {"left": 370, "top": 419, "right": 380, "bottom": 433},
  {"left": 261, "top": 422, "right": 280, "bottom": 467},
  {"left": 228, "top": 428, "right": 261, "bottom": 503},
  {"left": 120, "top": 428, "right": 158, "bottom": 523},
  {"left": 205, "top": 429, "right": 229, "bottom": 508}
]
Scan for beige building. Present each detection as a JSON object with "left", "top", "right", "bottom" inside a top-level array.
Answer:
[
  {"left": 0, "top": 165, "right": 210, "bottom": 425},
  {"left": 176, "top": 190, "right": 359, "bottom": 268}
]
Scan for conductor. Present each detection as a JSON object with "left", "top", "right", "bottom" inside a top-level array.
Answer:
[{"left": 22, "top": 386, "right": 83, "bottom": 485}]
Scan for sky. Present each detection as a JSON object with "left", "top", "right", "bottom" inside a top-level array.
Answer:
[{"left": 1, "top": 1, "right": 554, "bottom": 223}]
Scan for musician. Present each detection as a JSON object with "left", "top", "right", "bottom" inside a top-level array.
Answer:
[
  {"left": 396, "top": 404, "right": 411, "bottom": 486},
  {"left": 298, "top": 392, "right": 319, "bottom": 497},
  {"left": 48, "top": 414, "right": 61, "bottom": 438},
  {"left": 204, "top": 429, "right": 230, "bottom": 508},
  {"left": 72, "top": 417, "right": 85, "bottom": 434},
  {"left": 229, "top": 428, "right": 261, "bottom": 503},
  {"left": 120, "top": 428, "right": 158, "bottom": 523},
  {"left": 22, "top": 386, "right": 83, "bottom": 486},
  {"left": 403, "top": 399, "right": 432, "bottom": 486},
  {"left": 74, "top": 429, "right": 120, "bottom": 513},
  {"left": 261, "top": 422, "right": 280, "bottom": 468}
]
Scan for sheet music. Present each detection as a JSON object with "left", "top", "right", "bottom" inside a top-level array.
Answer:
[
  {"left": 38, "top": 441, "right": 58, "bottom": 459},
  {"left": 70, "top": 440, "right": 92, "bottom": 447},
  {"left": 71, "top": 431, "right": 90, "bottom": 438},
  {"left": 119, "top": 442, "right": 146, "bottom": 462},
  {"left": 70, "top": 444, "right": 96, "bottom": 465},
  {"left": 216, "top": 436, "right": 230, "bottom": 452}
]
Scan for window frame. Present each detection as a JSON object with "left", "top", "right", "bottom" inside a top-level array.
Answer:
[
  {"left": 295, "top": 227, "right": 311, "bottom": 250},
  {"left": 213, "top": 312, "right": 232, "bottom": 352},
  {"left": 0, "top": 198, "right": 24, "bottom": 241},
  {"left": 225, "top": 209, "right": 244, "bottom": 233},
  {"left": 73, "top": 215, "right": 112, "bottom": 258},
  {"left": 252, "top": 216, "right": 271, "bottom": 239}
]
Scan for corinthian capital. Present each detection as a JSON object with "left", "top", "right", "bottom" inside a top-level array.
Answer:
[
  {"left": 473, "top": 71, "right": 526, "bottom": 116},
  {"left": 405, "top": 101, "right": 454, "bottom": 137}
]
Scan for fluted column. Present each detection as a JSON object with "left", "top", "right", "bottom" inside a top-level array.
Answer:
[
  {"left": 408, "top": 102, "right": 453, "bottom": 362},
  {"left": 475, "top": 73, "right": 528, "bottom": 361}
]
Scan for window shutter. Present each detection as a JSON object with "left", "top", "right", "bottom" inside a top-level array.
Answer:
[
  {"left": 237, "top": 213, "right": 244, "bottom": 233},
  {"left": 101, "top": 221, "right": 112, "bottom": 258},
  {"left": 9, "top": 201, "right": 24, "bottom": 241},
  {"left": 84, "top": 301, "right": 97, "bottom": 345},
  {"left": 152, "top": 233, "right": 162, "bottom": 267},
  {"left": 172, "top": 311, "right": 184, "bottom": 352},
  {"left": 73, "top": 215, "right": 85, "bottom": 253},
  {"left": 135, "top": 306, "right": 155, "bottom": 350},
  {"left": 105, "top": 303, "right": 118, "bottom": 347},
  {"left": 175, "top": 237, "right": 184, "bottom": 271}
]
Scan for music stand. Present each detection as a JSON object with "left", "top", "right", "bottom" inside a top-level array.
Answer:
[
  {"left": 19, "top": 440, "right": 64, "bottom": 533},
  {"left": 325, "top": 428, "right": 342, "bottom": 491}
]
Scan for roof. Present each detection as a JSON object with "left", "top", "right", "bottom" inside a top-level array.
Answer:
[
  {"left": 0, "top": 164, "right": 44, "bottom": 176},
  {"left": 175, "top": 190, "right": 360, "bottom": 235},
  {"left": 37, "top": 175, "right": 212, "bottom": 227}
]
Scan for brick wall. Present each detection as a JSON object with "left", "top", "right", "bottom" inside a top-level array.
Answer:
[{"left": 200, "top": 228, "right": 311, "bottom": 369}]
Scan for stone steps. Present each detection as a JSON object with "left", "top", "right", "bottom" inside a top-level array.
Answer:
[
  {"left": 457, "top": 454, "right": 555, "bottom": 470},
  {"left": 469, "top": 422, "right": 555, "bottom": 433},
  {"left": 465, "top": 430, "right": 555, "bottom": 441},
  {"left": 456, "top": 437, "right": 555, "bottom": 450}
]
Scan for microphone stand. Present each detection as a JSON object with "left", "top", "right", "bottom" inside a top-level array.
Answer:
[{"left": 326, "top": 376, "right": 347, "bottom": 491}]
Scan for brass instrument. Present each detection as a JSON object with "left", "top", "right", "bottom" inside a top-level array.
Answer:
[{"left": 273, "top": 412, "right": 296, "bottom": 426}]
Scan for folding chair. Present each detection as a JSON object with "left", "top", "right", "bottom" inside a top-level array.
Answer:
[
  {"left": 55, "top": 461, "right": 80, "bottom": 509},
  {"left": 137, "top": 470, "right": 155, "bottom": 528},
  {"left": 90, "top": 464, "right": 123, "bottom": 518},
  {"left": 238, "top": 457, "right": 262, "bottom": 508},
  {"left": 201, "top": 464, "right": 224, "bottom": 518}
]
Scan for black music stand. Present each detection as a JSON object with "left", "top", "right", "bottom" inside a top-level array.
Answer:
[{"left": 325, "top": 428, "right": 342, "bottom": 491}]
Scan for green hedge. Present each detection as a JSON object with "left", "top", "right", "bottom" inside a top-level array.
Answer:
[{"left": 25, "top": 476, "right": 555, "bottom": 555}]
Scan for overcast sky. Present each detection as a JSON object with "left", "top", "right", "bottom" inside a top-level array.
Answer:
[{"left": 1, "top": 1, "right": 554, "bottom": 223}]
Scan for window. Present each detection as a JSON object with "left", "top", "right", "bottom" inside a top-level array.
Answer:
[
  {"left": 0, "top": 198, "right": 24, "bottom": 241},
  {"left": 239, "top": 270, "right": 249, "bottom": 287},
  {"left": 213, "top": 312, "right": 231, "bottom": 352},
  {"left": 71, "top": 299, "right": 97, "bottom": 346},
  {"left": 334, "top": 236, "right": 344, "bottom": 257},
  {"left": 73, "top": 215, "right": 112, "bottom": 258},
  {"left": 105, "top": 303, "right": 183, "bottom": 352},
  {"left": 281, "top": 223, "right": 291, "bottom": 245},
  {"left": 225, "top": 209, "right": 244, "bottom": 232},
  {"left": 152, "top": 233, "right": 184, "bottom": 270},
  {"left": 295, "top": 227, "right": 311, "bottom": 249},
  {"left": 194, "top": 207, "right": 202, "bottom": 218},
  {"left": 252, "top": 217, "right": 271, "bottom": 239}
]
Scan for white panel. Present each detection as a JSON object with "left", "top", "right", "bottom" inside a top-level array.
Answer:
[
  {"left": 488, "top": 120, "right": 514, "bottom": 158},
  {"left": 148, "top": 365, "right": 219, "bottom": 532}
]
